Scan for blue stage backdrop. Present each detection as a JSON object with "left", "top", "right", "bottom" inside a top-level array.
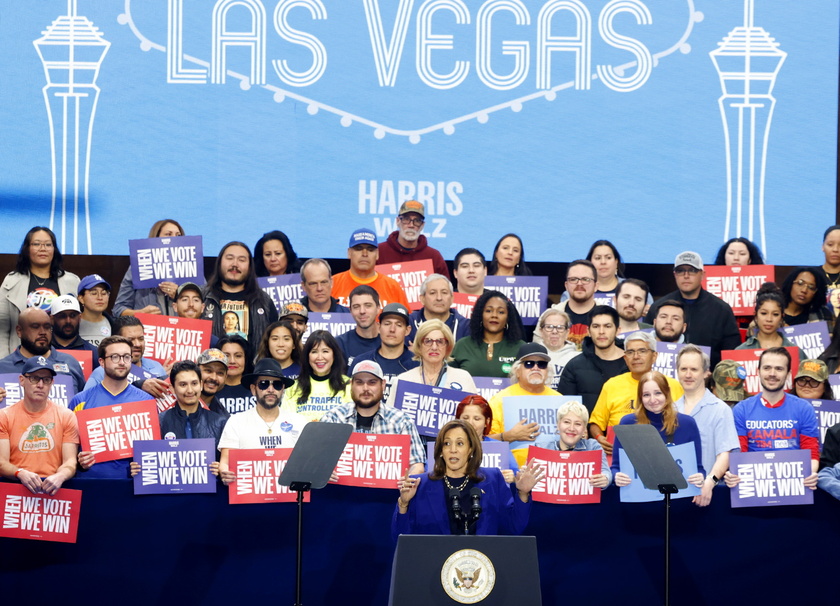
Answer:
[{"left": 0, "top": 1, "right": 836, "bottom": 264}]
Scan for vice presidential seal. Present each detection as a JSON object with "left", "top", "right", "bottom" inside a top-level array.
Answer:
[{"left": 440, "top": 549, "right": 495, "bottom": 603}]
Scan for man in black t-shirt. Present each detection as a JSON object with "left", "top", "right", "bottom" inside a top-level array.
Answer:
[{"left": 552, "top": 260, "right": 598, "bottom": 348}]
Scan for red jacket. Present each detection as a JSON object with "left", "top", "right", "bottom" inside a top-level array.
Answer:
[{"left": 377, "top": 232, "right": 450, "bottom": 278}]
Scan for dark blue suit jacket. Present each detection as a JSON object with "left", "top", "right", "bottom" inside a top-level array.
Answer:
[{"left": 391, "top": 467, "right": 530, "bottom": 541}]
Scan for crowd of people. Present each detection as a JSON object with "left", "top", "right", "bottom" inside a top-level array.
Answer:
[{"left": 3, "top": 204, "right": 840, "bottom": 538}]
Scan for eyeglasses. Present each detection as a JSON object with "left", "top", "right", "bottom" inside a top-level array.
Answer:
[
  {"left": 305, "top": 279, "right": 330, "bottom": 289},
  {"left": 523, "top": 360, "right": 549, "bottom": 369},
  {"left": 792, "top": 279, "right": 817, "bottom": 293},
  {"left": 674, "top": 267, "right": 701, "bottom": 276},
  {"left": 542, "top": 324, "right": 568, "bottom": 332},
  {"left": 25, "top": 374, "right": 54, "bottom": 385},
  {"left": 30, "top": 241, "right": 54, "bottom": 250},
  {"left": 625, "top": 348, "right": 652, "bottom": 357},
  {"left": 257, "top": 379, "right": 286, "bottom": 391},
  {"left": 566, "top": 277, "right": 594, "bottom": 285},
  {"left": 422, "top": 338, "right": 446, "bottom": 348},
  {"left": 795, "top": 377, "right": 821, "bottom": 388},
  {"left": 399, "top": 216, "right": 424, "bottom": 227},
  {"left": 106, "top": 354, "right": 132, "bottom": 364}
]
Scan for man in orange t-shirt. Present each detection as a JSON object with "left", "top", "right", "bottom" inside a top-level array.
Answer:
[
  {"left": 0, "top": 355, "right": 79, "bottom": 495},
  {"left": 332, "top": 228, "right": 409, "bottom": 309}
]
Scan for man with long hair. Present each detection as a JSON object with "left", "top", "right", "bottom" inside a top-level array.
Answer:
[{"left": 201, "top": 242, "right": 278, "bottom": 345}]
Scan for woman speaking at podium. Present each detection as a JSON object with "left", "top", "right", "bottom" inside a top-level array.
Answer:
[{"left": 392, "top": 419, "right": 543, "bottom": 538}]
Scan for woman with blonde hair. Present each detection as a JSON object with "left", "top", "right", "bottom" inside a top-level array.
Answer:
[{"left": 386, "top": 319, "right": 476, "bottom": 406}]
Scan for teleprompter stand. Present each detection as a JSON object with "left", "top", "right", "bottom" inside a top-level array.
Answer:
[
  {"left": 279, "top": 422, "right": 353, "bottom": 606},
  {"left": 612, "top": 424, "right": 688, "bottom": 606}
]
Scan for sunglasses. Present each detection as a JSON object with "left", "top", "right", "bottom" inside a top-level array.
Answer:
[
  {"left": 257, "top": 379, "right": 286, "bottom": 390},
  {"left": 523, "top": 360, "right": 548, "bottom": 369}
]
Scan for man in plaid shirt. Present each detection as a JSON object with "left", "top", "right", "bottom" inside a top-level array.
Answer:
[{"left": 320, "top": 360, "right": 426, "bottom": 474}]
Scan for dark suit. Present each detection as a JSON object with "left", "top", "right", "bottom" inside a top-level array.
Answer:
[{"left": 391, "top": 467, "right": 530, "bottom": 541}]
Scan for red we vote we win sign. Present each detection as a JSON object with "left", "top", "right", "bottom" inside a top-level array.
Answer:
[
  {"left": 77, "top": 400, "right": 160, "bottom": 462},
  {"left": 527, "top": 446, "right": 602, "bottom": 504},
  {"left": 331, "top": 433, "right": 409, "bottom": 488},
  {"left": 702, "top": 265, "right": 775, "bottom": 316},
  {"left": 136, "top": 313, "right": 212, "bottom": 366},
  {"left": 721, "top": 347, "right": 799, "bottom": 394},
  {"left": 228, "top": 448, "right": 308, "bottom": 504},
  {"left": 376, "top": 259, "right": 434, "bottom": 310},
  {"left": 0, "top": 484, "right": 82, "bottom": 543}
]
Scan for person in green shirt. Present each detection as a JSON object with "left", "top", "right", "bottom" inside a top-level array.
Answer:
[{"left": 451, "top": 290, "right": 525, "bottom": 378}]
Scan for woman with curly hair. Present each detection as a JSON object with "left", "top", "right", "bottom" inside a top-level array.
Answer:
[{"left": 450, "top": 290, "right": 525, "bottom": 378}]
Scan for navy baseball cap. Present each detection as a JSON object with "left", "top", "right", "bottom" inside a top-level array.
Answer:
[
  {"left": 348, "top": 228, "right": 378, "bottom": 248},
  {"left": 78, "top": 274, "right": 111, "bottom": 295}
]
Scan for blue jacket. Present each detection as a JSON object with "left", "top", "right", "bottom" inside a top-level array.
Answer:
[
  {"left": 160, "top": 404, "right": 227, "bottom": 451},
  {"left": 392, "top": 467, "right": 530, "bottom": 540}
]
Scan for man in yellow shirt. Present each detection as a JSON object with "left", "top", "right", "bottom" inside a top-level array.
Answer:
[
  {"left": 488, "top": 343, "right": 561, "bottom": 466},
  {"left": 589, "top": 331, "right": 683, "bottom": 455}
]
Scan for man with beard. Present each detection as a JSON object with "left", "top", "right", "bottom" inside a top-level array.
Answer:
[
  {"left": 83, "top": 317, "right": 168, "bottom": 399},
  {"left": 0, "top": 308, "right": 85, "bottom": 396},
  {"left": 336, "top": 285, "right": 382, "bottom": 366},
  {"left": 71, "top": 335, "right": 148, "bottom": 478},
  {"left": 197, "top": 348, "right": 229, "bottom": 417},
  {"left": 279, "top": 302, "right": 308, "bottom": 338},
  {"left": 321, "top": 360, "right": 425, "bottom": 474},
  {"left": 217, "top": 358, "right": 308, "bottom": 486},
  {"left": 725, "top": 347, "right": 820, "bottom": 490},
  {"left": 556, "top": 306, "right": 628, "bottom": 414},
  {"left": 487, "top": 343, "right": 561, "bottom": 466},
  {"left": 653, "top": 300, "right": 687, "bottom": 343},
  {"left": 202, "top": 241, "right": 278, "bottom": 345},
  {"left": 377, "top": 200, "right": 449, "bottom": 278},
  {"left": 0, "top": 355, "right": 79, "bottom": 494},
  {"left": 615, "top": 279, "right": 652, "bottom": 335},
  {"left": 171, "top": 282, "right": 218, "bottom": 347},
  {"left": 50, "top": 294, "right": 99, "bottom": 369},
  {"left": 552, "top": 260, "right": 598, "bottom": 347},
  {"left": 407, "top": 274, "right": 470, "bottom": 343},
  {"left": 588, "top": 331, "right": 683, "bottom": 455},
  {"left": 644, "top": 251, "right": 739, "bottom": 366}
]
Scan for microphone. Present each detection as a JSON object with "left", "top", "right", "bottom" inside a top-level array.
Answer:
[
  {"left": 449, "top": 488, "right": 462, "bottom": 521},
  {"left": 469, "top": 487, "right": 482, "bottom": 521}
]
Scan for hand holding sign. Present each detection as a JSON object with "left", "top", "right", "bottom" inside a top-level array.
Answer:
[
  {"left": 724, "top": 470, "right": 740, "bottom": 487},
  {"left": 78, "top": 451, "right": 95, "bottom": 470},
  {"left": 16, "top": 469, "right": 43, "bottom": 494},
  {"left": 506, "top": 418, "right": 540, "bottom": 442},
  {"left": 687, "top": 473, "right": 705, "bottom": 488},
  {"left": 157, "top": 280, "right": 178, "bottom": 299},
  {"left": 596, "top": 434, "right": 613, "bottom": 455}
]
